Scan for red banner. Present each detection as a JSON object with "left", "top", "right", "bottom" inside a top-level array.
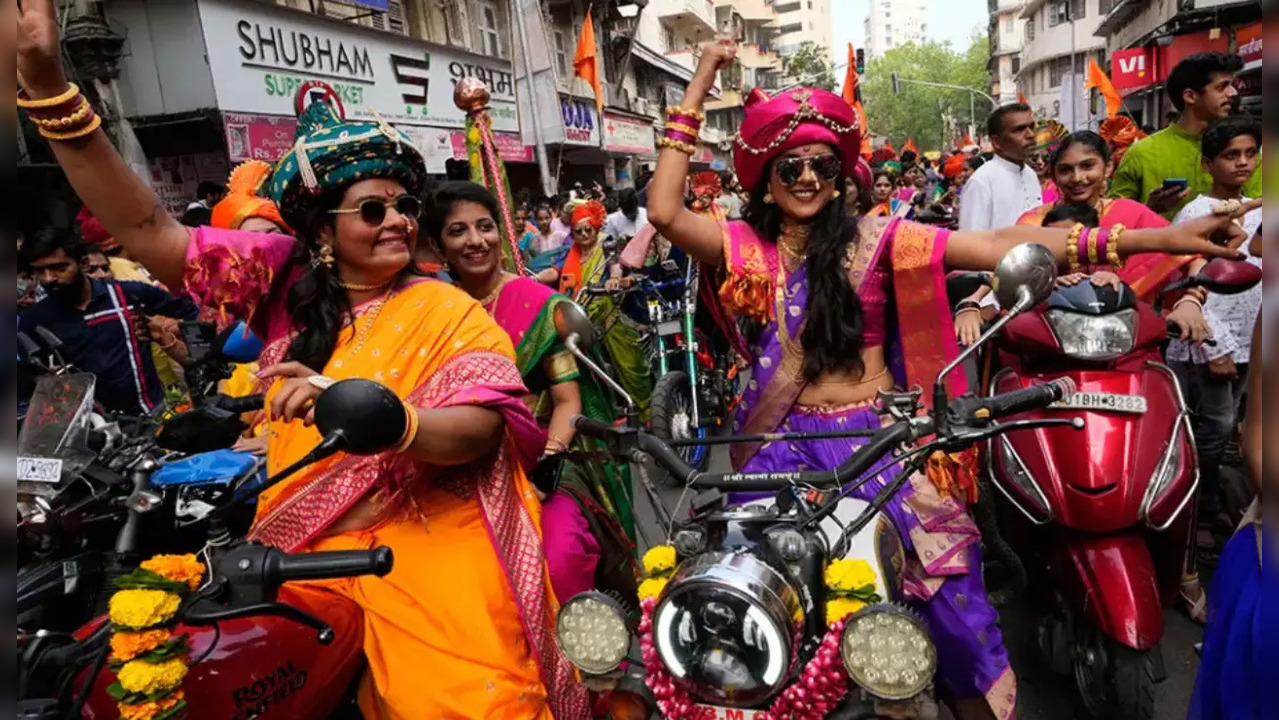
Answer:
[
  {"left": 1158, "top": 30, "right": 1230, "bottom": 82},
  {"left": 1110, "top": 47, "right": 1154, "bottom": 96},
  {"left": 1237, "top": 22, "right": 1262, "bottom": 68}
]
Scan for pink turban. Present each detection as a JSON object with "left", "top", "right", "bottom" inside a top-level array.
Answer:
[{"left": 732, "top": 87, "right": 863, "bottom": 192}]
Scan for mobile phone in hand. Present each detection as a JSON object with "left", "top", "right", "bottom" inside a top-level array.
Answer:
[{"left": 1160, "top": 178, "right": 1189, "bottom": 192}]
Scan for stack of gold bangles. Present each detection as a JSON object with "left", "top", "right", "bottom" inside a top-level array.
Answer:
[
  {"left": 1066, "top": 222, "right": 1127, "bottom": 274},
  {"left": 658, "top": 105, "right": 705, "bottom": 156},
  {"left": 17, "top": 83, "right": 102, "bottom": 142}
]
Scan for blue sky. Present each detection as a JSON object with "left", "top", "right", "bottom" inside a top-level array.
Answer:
[{"left": 831, "top": 0, "right": 986, "bottom": 63}]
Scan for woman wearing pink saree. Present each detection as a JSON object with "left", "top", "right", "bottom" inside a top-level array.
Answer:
[
  {"left": 646, "top": 40, "right": 1249, "bottom": 720},
  {"left": 1015, "top": 131, "right": 1190, "bottom": 301}
]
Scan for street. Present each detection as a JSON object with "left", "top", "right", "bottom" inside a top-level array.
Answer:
[{"left": 629, "top": 446, "right": 1201, "bottom": 720}]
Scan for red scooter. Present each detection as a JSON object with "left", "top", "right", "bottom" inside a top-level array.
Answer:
[{"left": 983, "top": 260, "right": 1262, "bottom": 719}]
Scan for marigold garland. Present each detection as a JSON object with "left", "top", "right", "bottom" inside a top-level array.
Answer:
[
  {"left": 638, "top": 545, "right": 678, "bottom": 602},
  {"left": 823, "top": 558, "right": 882, "bottom": 624},
  {"left": 107, "top": 553, "right": 204, "bottom": 720}
]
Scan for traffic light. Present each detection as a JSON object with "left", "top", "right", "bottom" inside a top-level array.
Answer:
[
  {"left": 892, "top": 73, "right": 901, "bottom": 94},
  {"left": 856, "top": 49, "right": 865, "bottom": 75}
]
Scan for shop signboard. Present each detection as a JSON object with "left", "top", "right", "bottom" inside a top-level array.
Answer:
[
  {"left": 196, "top": 0, "right": 518, "bottom": 132},
  {"left": 1157, "top": 30, "right": 1230, "bottom": 83},
  {"left": 223, "top": 112, "right": 298, "bottom": 163},
  {"left": 449, "top": 131, "right": 536, "bottom": 164},
  {"left": 1110, "top": 47, "right": 1154, "bottom": 96},
  {"left": 561, "top": 96, "right": 600, "bottom": 146},
  {"left": 603, "top": 113, "right": 655, "bottom": 156},
  {"left": 1237, "top": 22, "right": 1262, "bottom": 71}
]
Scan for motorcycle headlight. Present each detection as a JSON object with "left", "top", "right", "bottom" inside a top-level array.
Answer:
[
  {"left": 653, "top": 552, "right": 802, "bottom": 707},
  {"left": 1046, "top": 309, "right": 1136, "bottom": 361},
  {"left": 840, "top": 605, "right": 937, "bottom": 700},
  {"left": 556, "top": 592, "right": 630, "bottom": 674}
]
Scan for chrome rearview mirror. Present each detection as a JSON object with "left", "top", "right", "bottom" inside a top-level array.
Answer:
[
  {"left": 554, "top": 301, "right": 597, "bottom": 354},
  {"left": 992, "top": 243, "right": 1058, "bottom": 312}
]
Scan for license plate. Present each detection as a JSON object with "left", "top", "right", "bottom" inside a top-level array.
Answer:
[
  {"left": 1052, "top": 392, "right": 1147, "bottom": 414},
  {"left": 698, "top": 706, "right": 768, "bottom": 720},
  {"left": 17, "top": 457, "right": 64, "bottom": 484},
  {"left": 657, "top": 320, "right": 683, "bottom": 336}
]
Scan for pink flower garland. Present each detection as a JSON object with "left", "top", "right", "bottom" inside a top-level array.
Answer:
[{"left": 638, "top": 598, "right": 853, "bottom": 720}]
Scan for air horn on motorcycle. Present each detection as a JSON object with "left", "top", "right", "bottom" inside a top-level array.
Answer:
[{"left": 932, "top": 242, "right": 1059, "bottom": 435}]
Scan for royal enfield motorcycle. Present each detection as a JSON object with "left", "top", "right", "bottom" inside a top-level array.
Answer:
[
  {"left": 18, "top": 378, "right": 407, "bottom": 720},
  {"left": 984, "top": 258, "right": 1262, "bottom": 720},
  {"left": 556, "top": 244, "right": 1081, "bottom": 719}
]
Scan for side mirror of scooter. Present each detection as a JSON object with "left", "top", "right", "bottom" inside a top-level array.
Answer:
[
  {"left": 554, "top": 301, "right": 598, "bottom": 353},
  {"left": 1184, "top": 258, "right": 1262, "bottom": 295}
]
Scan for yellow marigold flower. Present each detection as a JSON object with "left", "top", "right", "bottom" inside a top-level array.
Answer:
[
  {"left": 638, "top": 577, "right": 669, "bottom": 602},
  {"left": 117, "top": 658, "right": 189, "bottom": 695},
  {"left": 642, "top": 545, "right": 677, "bottom": 576},
  {"left": 140, "top": 554, "right": 205, "bottom": 591},
  {"left": 110, "top": 628, "right": 171, "bottom": 663},
  {"left": 109, "top": 589, "right": 181, "bottom": 630},
  {"left": 824, "top": 559, "right": 878, "bottom": 592},
  {"left": 119, "top": 690, "right": 185, "bottom": 720},
  {"left": 826, "top": 598, "right": 867, "bottom": 623}
]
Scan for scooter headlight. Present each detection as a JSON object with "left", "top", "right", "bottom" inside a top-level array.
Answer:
[
  {"left": 840, "top": 605, "right": 936, "bottom": 700},
  {"left": 1046, "top": 309, "right": 1136, "bottom": 361},
  {"left": 556, "top": 592, "right": 630, "bottom": 674}
]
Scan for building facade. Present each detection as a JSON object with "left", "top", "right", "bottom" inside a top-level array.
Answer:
[
  {"left": 772, "top": 0, "right": 833, "bottom": 60},
  {"left": 988, "top": 0, "right": 1027, "bottom": 103},
  {"left": 1015, "top": 0, "right": 1107, "bottom": 128},
  {"left": 1093, "top": 0, "right": 1261, "bottom": 127},
  {"left": 864, "top": 0, "right": 926, "bottom": 59}
]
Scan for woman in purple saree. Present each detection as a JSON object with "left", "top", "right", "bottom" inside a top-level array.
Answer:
[{"left": 647, "top": 40, "right": 1250, "bottom": 720}]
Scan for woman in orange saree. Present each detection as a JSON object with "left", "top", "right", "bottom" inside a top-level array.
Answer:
[{"left": 1015, "top": 131, "right": 1190, "bottom": 301}]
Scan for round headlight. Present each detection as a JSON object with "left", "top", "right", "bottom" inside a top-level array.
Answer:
[
  {"left": 840, "top": 605, "right": 936, "bottom": 700},
  {"left": 556, "top": 592, "right": 630, "bottom": 674},
  {"left": 652, "top": 552, "right": 802, "bottom": 707}
]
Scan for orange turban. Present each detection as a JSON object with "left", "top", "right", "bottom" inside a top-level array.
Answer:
[
  {"left": 1098, "top": 116, "right": 1147, "bottom": 167},
  {"left": 570, "top": 200, "right": 607, "bottom": 231},
  {"left": 211, "top": 160, "right": 290, "bottom": 233},
  {"left": 942, "top": 153, "right": 967, "bottom": 179}
]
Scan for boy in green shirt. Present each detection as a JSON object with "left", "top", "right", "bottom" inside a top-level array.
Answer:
[{"left": 1111, "top": 51, "right": 1262, "bottom": 218}]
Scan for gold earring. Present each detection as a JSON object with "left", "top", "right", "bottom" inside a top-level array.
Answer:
[
  {"left": 763, "top": 192, "right": 775, "bottom": 204},
  {"left": 318, "top": 243, "right": 336, "bottom": 268},
  {"left": 833, "top": 190, "right": 842, "bottom": 198}
]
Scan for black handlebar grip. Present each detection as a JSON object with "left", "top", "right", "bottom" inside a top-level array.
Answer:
[
  {"left": 17, "top": 332, "right": 41, "bottom": 357},
  {"left": 572, "top": 415, "right": 615, "bottom": 439},
  {"left": 219, "top": 394, "right": 266, "bottom": 415},
  {"left": 981, "top": 378, "right": 1076, "bottom": 420},
  {"left": 269, "top": 546, "right": 394, "bottom": 582},
  {"left": 34, "top": 326, "right": 65, "bottom": 350}
]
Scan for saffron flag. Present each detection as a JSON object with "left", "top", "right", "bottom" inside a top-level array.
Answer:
[
  {"left": 1084, "top": 57, "right": 1123, "bottom": 118},
  {"left": 1018, "top": 92, "right": 1029, "bottom": 105},
  {"left": 573, "top": 6, "right": 604, "bottom": 116},
  {"left": 841, "top": 43, "right": 872, "bottom": 159},
  {"left": 902, "top": 137, "right": 918, "bottom": 155}
]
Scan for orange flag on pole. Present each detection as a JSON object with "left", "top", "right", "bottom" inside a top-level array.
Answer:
[
  {"left": 573, "top": 6, "right": 604, "bottom": 117},
  {"left": 1084, "top": 58, "right": 1123, "bottom": 118},
  {"left": 841, "top": 43, "right": 873, "bottom": 159},
  {"left": 1018, "top": 92, "right": 1029, "bottom": 105},
  {"left": 903, "top": 137, "right": 919, "bottom": 155}
]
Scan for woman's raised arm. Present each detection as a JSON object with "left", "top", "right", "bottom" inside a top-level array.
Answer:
[
  {"left": 646, "top": 41, "right": 737, "bottom": 266},
  {"left": 17, "top": 0, "right": 190, "bottom": 289}
]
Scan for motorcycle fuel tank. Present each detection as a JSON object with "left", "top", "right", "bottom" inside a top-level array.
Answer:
[{"left": 78, "top": 585, "right": 365, "bottom": 719}]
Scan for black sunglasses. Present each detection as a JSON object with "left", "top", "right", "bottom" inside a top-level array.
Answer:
[
  {"left": 329, "top": 195, "right": 422, "bottom": 226},
  {"left": 774, "top": 154, "right": 843, "bottom": 187}
]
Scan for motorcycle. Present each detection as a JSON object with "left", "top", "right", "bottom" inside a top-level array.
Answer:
[
  {"left": 18, "top": 378, "right": 407, "bottom": 720},
  {"left": 557, "top": 244, "right": 1080, "bottom": 719},
  {"left": 983, "top": 258, "right": 1263, "bottom": 719}
]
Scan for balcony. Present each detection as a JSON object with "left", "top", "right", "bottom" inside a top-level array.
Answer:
[
  {"left": 737, "top": 42, "right": 781, "bottom": 69},
  {"left": 705, "top": 89, "right": 744, "bottom": 110},
  {"left": 663, "top": 48, "right": 698, "bottom": 76},
  {"left": 654, "top": 0, "right": 717, "bottom": 36},
  {"left": 714, "top": 0, "right": 777, "bottom": 23}
]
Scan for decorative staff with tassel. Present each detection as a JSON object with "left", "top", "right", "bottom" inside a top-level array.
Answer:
[{"left": 453, "top": 78, "right": 526, "bottom": 276}]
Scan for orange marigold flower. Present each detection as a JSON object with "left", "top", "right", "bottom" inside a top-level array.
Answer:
[
  {"left": 140, "top": 554, "right": 205, "bottom": 591},
  {"left": 119, "top": 689, "right": 185, "bottom": 720},
  {"left": 110, "top": 628, "right": 171, "bottom": 662}
]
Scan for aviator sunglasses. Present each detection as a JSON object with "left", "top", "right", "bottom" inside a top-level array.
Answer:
[
  {"left": 773, "top": 153, "right": 843, "bottom": 187},
  {"left": 328, "top": 195, "right": 423, "bottom": 226}
]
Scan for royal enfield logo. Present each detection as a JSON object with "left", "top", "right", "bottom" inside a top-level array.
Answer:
[{"left": 231, "top": 660, "right": 308, "bottom": 719}]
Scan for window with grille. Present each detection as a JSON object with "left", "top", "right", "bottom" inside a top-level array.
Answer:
[
  {"left": 554, "top": 29, "right": 570, "bottom": 78},
  {"left": 1049, "top": 55, "right": 1074, "bottom": 87},
  {"left": 477, "top": 0, "right": 503, "bottom": 58},
  {"left": 1025, "top": 16, "right": 1036, "bottom": 41},
  {"left": 1011, "top": 54, "right": 1021, "bottom": 75},
  {"left": 1004, "top": 15, "right": 1014, "bottom": 33}
]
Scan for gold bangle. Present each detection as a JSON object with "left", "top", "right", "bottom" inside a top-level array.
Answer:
[
  {"left": 1108, "top": 225, "right": 1125, "bottom": 270},
  {"left": 664, "top": 104, "right": 706, "bottom": 122},
  {"left": 38, "top": 113, "right": 102, "bottom": 142},
  {"left": 32, "top": 99, "right": 92, "bottom": 129},
  {"left": 664, "top": 122, "right": 702, "bottom": 138},
  {"left": 546, "top": 351, "right": 579, "bottom": 383},
  {"left": 657, "top": 136, "right": 696, "bottom": 156},
  {"left": 393, "top": 401, "right": 420, "bottom": 454},
  {"left": 1065, "top": 223, "right": 1083, "bottom": 274},
  {"left": 1086, "top": 227, "right": 1100, "bottom": 266},
  {"left": 17, "top": 83, "right": 80, "bottom": 109}
]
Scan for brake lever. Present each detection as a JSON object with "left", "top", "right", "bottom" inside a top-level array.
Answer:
[
  {"left": 181, "top": 597, "right": 335, "bottom": 645},
  {"left": 939, "top": 417, "right": 1084, "bottom": 450}
]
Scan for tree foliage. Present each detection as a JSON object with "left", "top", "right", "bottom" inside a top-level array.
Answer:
[
  {"left": 782, "top": 41, "right": 836, "bottom": 92},
  {"left": 861, "top": 36, "right": 990, "bottom": 152}
]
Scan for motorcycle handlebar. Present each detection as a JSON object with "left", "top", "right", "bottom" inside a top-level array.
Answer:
[
  {"left": 218, "top": 394, "right": 266, "bottom": 415},
  {"left": 966, "top": 378, "right": 1076, "bottom": 422},
  {"left": 266, "top": 547, "right": 394, "bottom": 583}
]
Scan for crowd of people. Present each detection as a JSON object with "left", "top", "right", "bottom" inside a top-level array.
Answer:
[{"left": 14, "top": 0, "right": 1267, "bottom": 715}]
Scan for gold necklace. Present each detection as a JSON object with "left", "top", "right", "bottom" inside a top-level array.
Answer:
[
  {"left": 476, "top": 273, "right": 513, "bottom": 312},
  {"left": 338, "top": 278, "right": 393, "bottom": 292},
  {"left": 778, "top": 223, "right": 811, "bottom": 271},
  {"left": 345, "top": 289, "right": 395, "bottom": 360}
]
